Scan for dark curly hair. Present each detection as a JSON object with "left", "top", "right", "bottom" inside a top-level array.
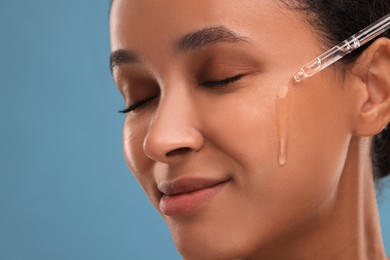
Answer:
[{"left": 279, "top": 0, "right": 390, "bottom": 180}]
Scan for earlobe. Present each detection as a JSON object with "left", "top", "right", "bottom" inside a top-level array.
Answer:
[{"left": 352, "top": 38, "right": 390, "bottom": 137}]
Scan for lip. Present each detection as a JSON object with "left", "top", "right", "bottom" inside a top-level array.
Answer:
[{"left": 158, "top": 178, "right": 230, "bottom": 216}]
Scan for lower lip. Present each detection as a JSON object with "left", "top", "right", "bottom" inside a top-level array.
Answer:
[{"left": 159, "top": 181, "right": 229, "bottom": 216}]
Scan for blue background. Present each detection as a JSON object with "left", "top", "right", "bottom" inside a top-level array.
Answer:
[{"left": 0, "top": 1, "right": 389, "bottom": 259}]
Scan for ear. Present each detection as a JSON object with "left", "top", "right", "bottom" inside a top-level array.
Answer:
[{"left": 351, "top": 38, "right": 390, "bottom": 137}]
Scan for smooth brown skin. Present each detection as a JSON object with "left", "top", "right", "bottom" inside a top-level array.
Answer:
[{"left": 110, "top": 1, "right": 390, "bottom": 259}]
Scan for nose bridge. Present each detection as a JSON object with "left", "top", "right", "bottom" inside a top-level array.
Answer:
[{"left": 143, "top": 82, "right": 203, "bottom": 162}]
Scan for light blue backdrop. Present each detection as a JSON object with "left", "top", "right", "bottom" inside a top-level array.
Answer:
[{"left": 0, "top": 2, "right": 388, "bottom": 259}]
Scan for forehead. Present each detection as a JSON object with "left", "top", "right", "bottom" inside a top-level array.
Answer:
[
  {"left": 111, "top": 1, "right": 311, "bottom": 45},
  {"left": 109, "top": 0, "right": 321, "bottom": 72}
]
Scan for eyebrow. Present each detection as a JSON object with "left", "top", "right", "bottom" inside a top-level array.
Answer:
[
  {"left": 174, "top": 26, "right": 249, "bottom": 52},
  {"left": 110, "top": 26, "right": 248, "bottom": 72},
  {"left": 110, "top": 49, "right": 140, "bottom": 72}
]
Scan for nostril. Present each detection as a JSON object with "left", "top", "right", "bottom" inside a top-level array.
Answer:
[
  {"left": 143, "top": 126, "right": 204, "bottom": 162},
  {"left": 166, "top": 147, "right": 192, "bottom": 157}
]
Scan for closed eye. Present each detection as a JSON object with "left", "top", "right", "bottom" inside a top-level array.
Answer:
[
  {"left": 118, "top": 96, "right": 157, "bottom": 113},
  {"left": 200, "top": 74, "right": 244, "bottom": 87},
  {"left": 118, "top": 74, "right": 244, "bottom": 113}
]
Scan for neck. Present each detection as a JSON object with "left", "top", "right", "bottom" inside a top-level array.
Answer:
[
  {"left": 324, "top": 136, "right": 387, "bottom": 260},
  {"left": 250, "top": 136, "right": 388, "bottom": 260}
]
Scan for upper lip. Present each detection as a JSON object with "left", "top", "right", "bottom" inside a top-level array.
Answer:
[{"left": 158, "top": 177, "right": 230, "bottom": 196}]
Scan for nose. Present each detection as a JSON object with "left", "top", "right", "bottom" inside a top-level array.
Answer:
[{"left": 143, "top": 90, "right": 204, "bottom": 163}]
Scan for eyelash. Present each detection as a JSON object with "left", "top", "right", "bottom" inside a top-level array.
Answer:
[
  {"left": 118, "top": 96, "right": 157, "bottom": 114},
  {"left": 200, "top": 74, "right": 244, "bottom": 87},
  {"left": 118, "top": 74, "right": 244, "bottom": 114}
]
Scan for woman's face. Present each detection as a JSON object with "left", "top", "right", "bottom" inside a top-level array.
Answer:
[{"left": 110, "top": 0, "right": 354, "bottom": 258}]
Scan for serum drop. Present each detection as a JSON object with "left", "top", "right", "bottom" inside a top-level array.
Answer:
[{"left": 276, "top": 85, "right": 291, "bottom": 166}]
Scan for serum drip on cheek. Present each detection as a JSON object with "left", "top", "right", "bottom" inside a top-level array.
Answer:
[{"left": 276, "top": 84, "right": 291, "bottom": 166}]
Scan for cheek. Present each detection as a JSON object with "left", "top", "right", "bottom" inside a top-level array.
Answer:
[
  {"left": 205, "top": 77, "right": 351, "bottom": 235},
  {"left": 289, "top": 78, "right": 351, "bottom": 177},
  {"left": 123, "top": 116, "right": 154, "bottom": 191},
  {"left": 266, "top": 78, "right": 352, "bottom": 218},
  {"left": 197, "top": 83, "right": 281, "bottom": 170}
]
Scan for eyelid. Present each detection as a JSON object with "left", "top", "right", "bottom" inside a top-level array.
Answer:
[
  {"left": 118, "top": 74, "right": 245, "bottom": 113},
  {"left": 200, "top": 74, "right": 244, "bottom": 87},
  {"left": 118, "top": 96, "right": 157, "bottom": 114}
]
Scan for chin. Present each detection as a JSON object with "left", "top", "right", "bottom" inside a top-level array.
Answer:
[
  {"left": 174, "top": 239, "right": 251, "bottom": 260},
  {"left": 166, "top": 217, "right": 273, "bottom": 260}
]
